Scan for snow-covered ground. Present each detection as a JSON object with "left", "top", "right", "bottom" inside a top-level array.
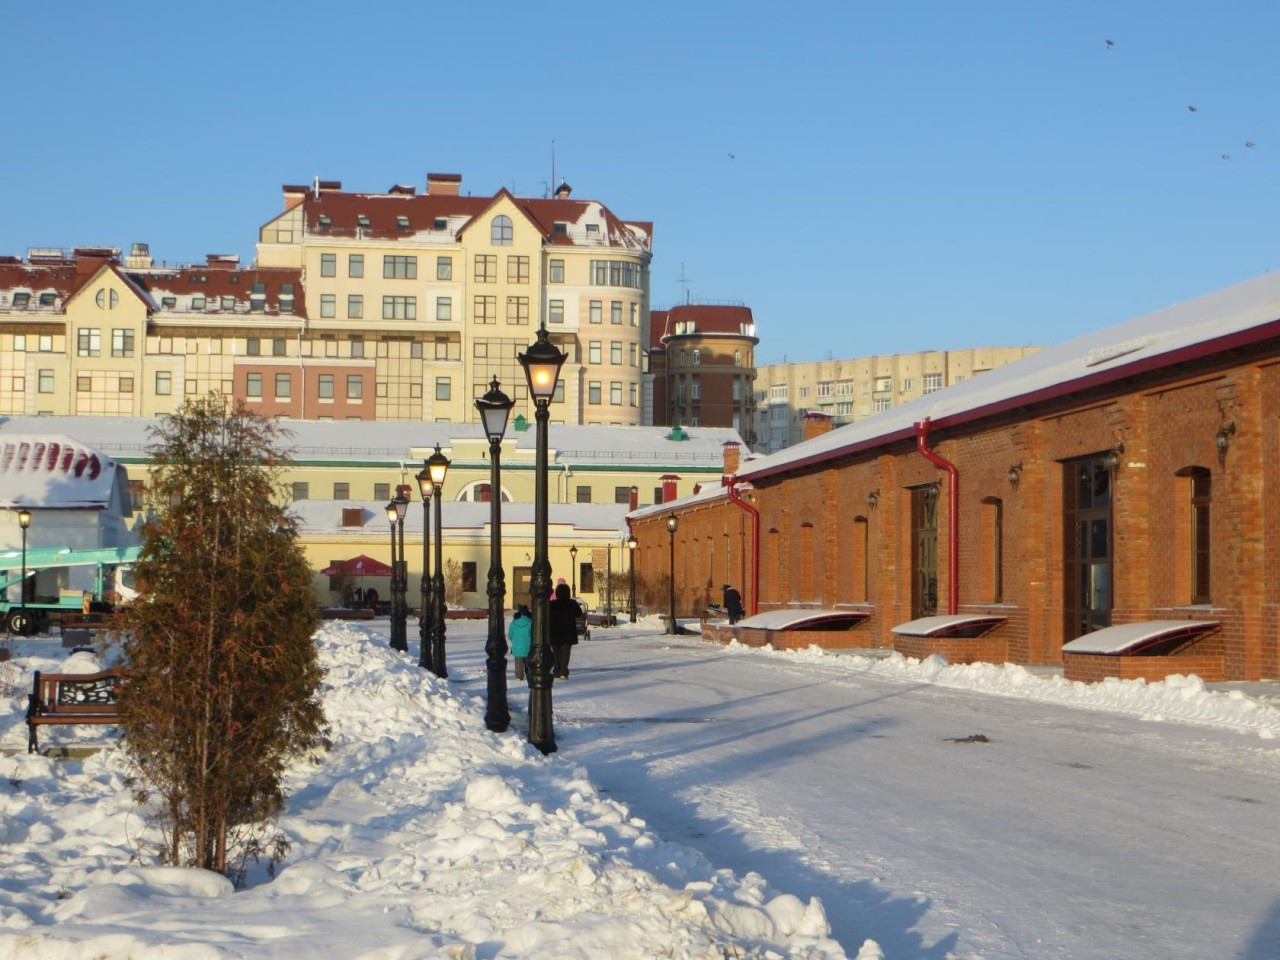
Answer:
[{"left": 4, "top": 617, "right": 1280, "bottom": 958}]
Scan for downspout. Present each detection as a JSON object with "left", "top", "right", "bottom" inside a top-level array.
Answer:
[
  {"left": 723, "top": 477, "right": 760, "bottom": 616},
  {"left": 915, "top": 417, "right": 959, "bottom": 615}
]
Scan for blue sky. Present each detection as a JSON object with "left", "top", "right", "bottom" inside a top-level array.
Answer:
[{"left": 3, "top": 1, "right": 1278, "bottom": 364}]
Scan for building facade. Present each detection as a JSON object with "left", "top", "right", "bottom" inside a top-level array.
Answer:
[
  {"left": 0, "top": 174, "right": 653, "bottom": 428},
  {"left": 630, "top": 269, "right": 1280, "bottom": 685},
  {"left": 649, "top": 303, "right": 759, "bottom": 444},
  {"left": 753, "top": 347, "right": 1041, "bottom": 452}
]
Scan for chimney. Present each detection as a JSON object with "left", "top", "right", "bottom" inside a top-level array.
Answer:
[
  {"left": 555, "top": 180, "right": 572, "bottom": 199},
  {"left": 629, "top": 485, "right": 639, "bottom": 511},
  {"left": 426, "top": 172, "right": 462, "bottom": 197},
  {"left": 660, "top": 474, "right": 680, "bottom": 504},
  {"left": 722, "top": 441, "right": 741, "bottom": 477},
  {"left": 803, "top": 411, "right": 835, "bottom": 441}
]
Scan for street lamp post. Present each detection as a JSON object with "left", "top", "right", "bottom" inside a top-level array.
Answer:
[
  {"left": 415, "top": 465, "right": 435, "bottom": 672},
  {"left": 666, "top": 515, "right": 679, "bottom": 635},
  {"left": 17, "top": 509, "right": 31, "bottom": 635},
  {"left": 476, "top": 377, "right": 515, "bottom": 732},
  {"left": 385, "top": 499, "right": 405, "bottom": 651},
  {"left": 427, "top": 445, "right": 450, "bottom": 678},
  {"left": 518, "top": 326, "right": 567, "bottom": 755},
  {"left": 627, "top": 534, "right": 637, "bottom": 623},
  {"left": 569, "top": 544, "right": 577, "bottom": 596},
  {"left": 395, "top": 487, "right": 410, "bottom": 650}
]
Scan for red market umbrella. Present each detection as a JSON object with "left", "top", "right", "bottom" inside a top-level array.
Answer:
[{"left": 318, "top": 554, "right": 394, "bottom": 578}]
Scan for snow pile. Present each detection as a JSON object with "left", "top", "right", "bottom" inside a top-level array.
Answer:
[
  {"left": 0, "top": 623, "right": 869, "bottom": 959},
  {"left": 735, "top": 642, "right": 1280, "bottom": 738}
]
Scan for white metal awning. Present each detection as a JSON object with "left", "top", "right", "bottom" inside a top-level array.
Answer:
[
  {"left": 735, "top": 609, "right": 871, "bottom": 631},
  {"left": 1062, "top": 620, "right": 1220, "bottom": 655},
  {"left": 891, "top": 614, "right": 1007, "bottom": 638}
]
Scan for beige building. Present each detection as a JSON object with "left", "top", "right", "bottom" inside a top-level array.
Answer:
[
  {"left": 0, "top": 174, "right": 652, "bottom": 428},
  {"left": 753, "top": 347, "right": 1041, "bottom": 452}
]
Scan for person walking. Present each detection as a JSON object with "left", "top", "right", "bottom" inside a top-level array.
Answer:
[
  {"left": 508, "top": 604, "right": 532, "bottom": 681},
  {"left": 548, "top": 581, "right": 580, "bottom": 679},
  {"left": 723, "top": 584, "right": 744, "bottom": 625}
]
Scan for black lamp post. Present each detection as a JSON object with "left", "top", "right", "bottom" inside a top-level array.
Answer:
[
  {"left": 476, "top": 377, "right": 515, "bottom": 732},
  {"left": 17, "top": 509, "right": 31, "bottom": 635},
  {"left": 569, "top": 544, "right": 578, "bottom": 596},
  {"left": 427, "top": 445, "right": 450, "bottom": 678},
  {"left": 666, "top": 515, "right": 679, "bottom": 635},
  {"left": 395, "top": 487, "right": 410, "bottom": 649},
  {"left": 415, "top": 464, "right": 435, "bottom": 672},
  {"left": 518, "top": 326, "right": 567, "bottom": 755},
  {"left": 385, "top": 499, "right": 405, "bottom": 650},
  {"left": 627, "top": 533, "right": 637, "bottom": 623}
]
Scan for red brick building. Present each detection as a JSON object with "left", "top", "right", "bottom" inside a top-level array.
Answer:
[{"left": 630, "top": 271, "right": 1280, "bottom": 684}]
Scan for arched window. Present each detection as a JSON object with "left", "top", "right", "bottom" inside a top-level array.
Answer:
[
  {"left": 852, "top": 516, "right": 869, "bottom": 603},
  {"left": 491, "top": 215, "right": 513, "bottom": 246},
  {"left": 692, "top": 349, "right": 701, "bottom": 365},
  {"left": 458, "top": 479, "right": 511, "bottom": 503},
  {"left": 1174, "top": 467, "right": 1211, "bottom": 604},
  {"left": 980, "top": 497, "right": 1003, "bottom": 603}
]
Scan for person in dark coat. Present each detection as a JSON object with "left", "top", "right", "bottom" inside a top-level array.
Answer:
[
  {"left": 548, "top": 581, "right": 580, "bottom": 678},
  {"left": 723, "top": 584, "right": 744, "bottom": 625}
]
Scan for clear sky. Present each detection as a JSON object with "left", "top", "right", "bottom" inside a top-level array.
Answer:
[{"left": 3, "top": 1, "right": 1278, "bottom": 365}]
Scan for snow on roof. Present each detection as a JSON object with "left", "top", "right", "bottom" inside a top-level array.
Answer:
[
  {"left": 892, "top": 614, "right": 1008, "bottom": 637},
  {"left": 734, "top": 608, "right": 870, "bottom": 630},
  {"left": 0, "top": 435, "right": 120, "bottom": 509},
  {"left": 0, "top": 417, "right": 743, "bottom": 471},
  {"left": 1061, "top": 620, "right": 1221, "bottom": 655},
  {"left": 739, "top": 269, "right": 1280, "bottom": 481}
]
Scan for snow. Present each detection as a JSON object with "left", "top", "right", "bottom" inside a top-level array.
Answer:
[
  {"left": 4, "top": 618, "right": 1280, "bottom": 957},
  {"left": 1059, "top": 619, "right": 1219, "bottom": 654}
]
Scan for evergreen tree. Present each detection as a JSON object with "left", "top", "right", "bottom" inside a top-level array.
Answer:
[{"left": 119, "top": 396, "right": 326, "bottom": 882}]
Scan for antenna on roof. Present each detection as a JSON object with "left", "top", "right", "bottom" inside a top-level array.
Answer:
[
  {"left": 678, "top": 263, "right": 693, "bottom": 305},
  {"left": 550, "top": 140, "right": 556, "bottom": 198}
]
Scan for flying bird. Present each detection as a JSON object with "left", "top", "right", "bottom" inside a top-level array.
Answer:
[
  {"left": 1246, "top": 141, "right": 1256, "bottom": 148},
  {"left": 1188, "top": 105, "right": 1198, "bottom": 113},
  {"left": 1222, "top": 153, "right": 1232, "bottom": 160},
  {"left": 1105, "top": 39, "right": 1114, "bottom": 48},
  {"left": 728, "top": 152, "right": 735, "bottom": 159}
]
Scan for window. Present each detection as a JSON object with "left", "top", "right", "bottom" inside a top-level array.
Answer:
[
  {"left": 77, "top": 375, "right": 91, "bottom": 392},
  {"left": 491, "top": 215, "right": 513, "bottom": 245},
  {"left": 38, "top": 369, "right": 54, "bottom": 393},
  {"left": 589, "top": 341, "right": 602, "bottom": 364},
  {"left": 292, "top": 482, "right": 309, "bottom": 501},
  {"left": 333, "top": 482, "right": 350, "bottom": 500},
  {"left": 435, "top": 377, "right": 451, "bottom": 401},
  {"left": 691, "top": 375, "right": 700, "bottom": 400},
  {"left": 396, "top": 215, "right": 410, "bottom": 230},
  {"left": 1175, "top": 467, "right": 1212, "bottom": 604},
  {"left": 272, "top": 338, "right": 286, "bottom": 357},
  {"left": 461, "top": 562, "right": 477, "bottom": 593},
  {"left": 77, "top": 328, "right": 101, "bottom": 357},
  {"left": 320, "top": 253, "right": 336, "bottom": 277},
  {"left": 692, "top": 349, "right": 701, "bottom": 364},
  {"left": 275, "top": 373, "right": 291, "bottom": 399},
  {"left": 111, "top": 329, "right": 135, "bottom": 358},
  {"left": 629, "top": 343, "right": 638, "bottom": 366},
  {"left": 436, "top": 297, "right": 452, "bottom": 321},
  {"left": 548, "top": 299, "right": 564, "bottom": 323},
  {"left": 1190, "top": 471, "right": 1211, "bottom": 603},
  {"left": 436, "top": 256, "right": 452, "bottom": 280},
  {"left": 589, "top": 259, "right": 642, "bottom": 288},
  {"left": 383, "top": 255, "right": 417, "bottom": 279},
  {"left": 874, "top": 397, "right": 891, "bottom": 413},
  {"left": 161, "top": 296, "right": 176, "bottom": 309},
  {"left": 348, "top": 254, "right": 364, "bottom": 277},
  {"left": 549, "top": 259, "right": 564, "bottom": 283},
  {"left": 321, "top": 294, "right": 336, "bottom": 318},
  {"left": 474, "top": 255, "right": 496, "bottom": 282},
  {"left": 576, "top": 485, "right": 592, "bottom": 503},
  {"left": 246, "top": 372, "right": 263, "bottom": 398},
  {"left": 580, "top": 563, "right": 595, "bottom": 594},
  {"left": 610, "top": 382, "right": 622, "bottom": 405},
  {"left": 629, "top": 383, "right": 637, "bottom": 406},
  {"left": 615, "top": 486, "right": 632, "bottom": 504},
  {"left": 94, "top": 288, "right": 119, "bottom": 310},
  {"left": 347, "top": 375, "right": 363, "bottom": 399},
  {"left": 589, "top": 300, "right": 602, "bottom": 324},
  {"left": 923, "top": 372, "right": 943, "bottom": 393},
  {"left": 350, "top": 339, "right": 364, "bottom": 358},
  {"left": 506, "top": 296, "right": 529, "bottom": 324},
  {"left": 611, "top": 301, "right": 622, "bottom": 324},
  {"left": 191, "top": 295, "right": 206, "bottom": 310},
  {"left": 374, "top": 483, "right": 390, "bottom": 502},
  {"left": 347, "top": 294, "right": 363, "bottom": 319},
  {"left": 357, "top": 214, "right": 370, "bottom": 228},
  {"left": 382, "top": 296, "right": 416, "bottom": 320},
  {"left": 12, "top": 292, "right": 30, "bottom": 308},
  {"left": 611, "top": 342, "right": 622, "bottom": 364},
  {"left": 318, "top": 374, "right": 334, "bottom": 399},
  {"left": 981, "top": 498, "right": 1003, "bottom": 603},
  {"left": 155, "top": 370, "right": 172, "bottom": 395},
  {"left": 588, "top": 381, "right": 601, "bottom": 404},
  {"left": 506, "top": 255, "right": 529, "bottom": 283},
  {"left": 474, "top": 295, "right": 497, "bottom": 324}
]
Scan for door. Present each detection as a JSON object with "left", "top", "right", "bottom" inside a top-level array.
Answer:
[
  {"left": 912, "top": 484, "right": 939, "bottom": 619},
  {"left": 1066, "top": 456, "right": 1113, "bottom": 639},
  {"left": 511, "top": 566, "right": 532, "bottom": 612}
]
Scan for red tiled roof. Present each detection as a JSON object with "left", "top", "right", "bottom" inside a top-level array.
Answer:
[{"left": 650, "top": 304, "right": 756, "bottom": 348}]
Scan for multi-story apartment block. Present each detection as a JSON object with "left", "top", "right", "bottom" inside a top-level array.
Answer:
[
  {"left": 649, "top": 303, "right": 759, "bottom": 444},
  {"left": 753, "top": 347, "right": 1041, "bottom": 452},
  {"left": 0, "top": 174, "right": 653, "bottom": 426}
]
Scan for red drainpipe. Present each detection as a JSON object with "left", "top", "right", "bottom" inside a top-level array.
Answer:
[
  {"left": 723, "top": 477, "right": 760, "bottom": 616},
  {"left": 915, "top": 417, "right": 959, "bottom": 615}
]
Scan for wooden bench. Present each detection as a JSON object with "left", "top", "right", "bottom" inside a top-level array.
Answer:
[{"left": 26, "top": 669, "right": 124, "bottom": 754}]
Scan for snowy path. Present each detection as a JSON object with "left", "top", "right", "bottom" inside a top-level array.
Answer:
[{"left": 444, "top": 625, "right": 1280, "bottom": 960}]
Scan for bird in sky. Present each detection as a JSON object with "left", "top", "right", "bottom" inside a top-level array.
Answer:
[
  {"left": 1246, "top": 141, "right": 1256, "bottom": 148},
  {"left": 1105, "top": 39, "right": 1114, "bottom": 49},
  {"left": 1222, "top": 153, "right": 1232, "bottom": 160},
  {"left": 1188, "top": 105, "right": 1198, "bottom": 112},
  {"left": 728, "top": 152, "right": 735, "bottom": 159}
]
